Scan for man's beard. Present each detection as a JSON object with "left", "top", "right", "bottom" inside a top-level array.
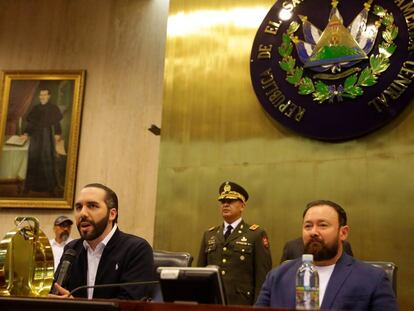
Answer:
[
  {"left": 303, "top": 236, "right": 339, "bottom": 261},
  {"left": 59, "top": 231, "right": 70, "bottom": 242},
  {"left": 77, "top": 211, "right": 110, "bottom": 241}
]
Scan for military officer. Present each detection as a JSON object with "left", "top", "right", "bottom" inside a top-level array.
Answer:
[{"left": 197, "top": 181, "right": 272, "bottom": 306}]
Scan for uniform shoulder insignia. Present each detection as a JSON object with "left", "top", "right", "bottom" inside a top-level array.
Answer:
[
  {"left": 249, "top": 224, "right": 260, "bottom": 231},
  {"left": 208, "top": 226, "right": 216, "bottom": 231}
]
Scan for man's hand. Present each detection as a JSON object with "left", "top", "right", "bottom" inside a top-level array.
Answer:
[{"left": 48, "top": 283, "right": 73, "bottom": 299}]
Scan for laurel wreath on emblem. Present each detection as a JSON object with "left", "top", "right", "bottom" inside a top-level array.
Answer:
[{"left": 278, "top": 5, "right": 398, "bottom": 104}]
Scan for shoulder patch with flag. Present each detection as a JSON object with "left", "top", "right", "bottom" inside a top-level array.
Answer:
[{"left": 262, "top": 235, "right": 269, "bottom": 248}]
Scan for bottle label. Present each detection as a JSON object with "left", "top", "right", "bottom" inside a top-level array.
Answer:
[{"left": 295, "top": 286, "right": 319, "bottom": 310}]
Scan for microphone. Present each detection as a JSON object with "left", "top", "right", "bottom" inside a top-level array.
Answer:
[
  {"left": 51, "top": 248, "right": 77, "bottom": 294},
  {"left": 69, "top": 280, "right": 159, "bottom": 298}
]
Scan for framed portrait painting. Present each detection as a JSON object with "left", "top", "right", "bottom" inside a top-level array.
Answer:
[{"left": 0, "top": 70, "right": 85, "bottom": 209}]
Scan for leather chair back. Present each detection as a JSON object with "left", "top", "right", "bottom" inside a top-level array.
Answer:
[
  {"left": 152, "top": 250, "right": 193, "bottom": 301},
  {"left": 365, "top": 261, "right": 397, "bottom": 296},
  {"left": 153, "top": 250, "right": 193, "bottom": 270}
]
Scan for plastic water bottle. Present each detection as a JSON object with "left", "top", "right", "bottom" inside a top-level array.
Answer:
[{"left": 295, "top": 254, "right": 319, "bottom": 310}]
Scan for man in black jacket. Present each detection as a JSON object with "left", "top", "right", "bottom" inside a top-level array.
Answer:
[
  {"left": 50, "top": 183, "right": 155, "bottom": 300},
  {"left": 23, "top": 88, "right": 63, "bottom": 196}
]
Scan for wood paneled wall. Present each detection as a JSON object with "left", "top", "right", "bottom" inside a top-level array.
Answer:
[{"left": 0, "top": 0, "right": 169, "bottom": 243}]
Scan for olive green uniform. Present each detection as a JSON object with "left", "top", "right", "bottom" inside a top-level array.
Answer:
[{"left": 197, "top": 220, "right": 272, "bottom": 305}]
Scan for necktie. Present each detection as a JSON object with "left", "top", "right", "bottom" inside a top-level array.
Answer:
[{"left": 224, "top": 225, "right": 233, "bottom": 240}]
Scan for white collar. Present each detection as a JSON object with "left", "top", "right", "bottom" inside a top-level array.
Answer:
[
  {"left": 315, "top": 263, "right": 336, "bottom": 271},
  {"left": 224, "top": 218, "right": 242, "bottom": 229}
]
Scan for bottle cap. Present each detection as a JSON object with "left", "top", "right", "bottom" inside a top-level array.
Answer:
[{"left": 302, "top": 254, "right": 313, "bottom": 262}]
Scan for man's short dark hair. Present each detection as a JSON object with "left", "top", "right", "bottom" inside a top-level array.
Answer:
[
  {"left": 303, "top": 199, "right": 347, "bottom": 226},
  {"left": 84, "top": 183, "right": 118, "bottom": 223}
]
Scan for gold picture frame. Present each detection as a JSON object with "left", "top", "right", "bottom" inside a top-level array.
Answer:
[{"left": 0, "top": 70, "right": 85, "bottom": 209}]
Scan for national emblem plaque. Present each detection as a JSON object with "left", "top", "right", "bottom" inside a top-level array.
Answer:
[{"left": 250, "top": 0, "right": 414, "bottom": 141}]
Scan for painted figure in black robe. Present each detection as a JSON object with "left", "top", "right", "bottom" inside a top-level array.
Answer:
[{"left": 23, "top": 88, "right": 63, "bottom": 196}]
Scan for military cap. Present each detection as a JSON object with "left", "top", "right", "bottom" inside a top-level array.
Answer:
[
  {"left": 54, "top": 215, "right": 73, "bottom": 226},
  {"left": 218, "top": 181, "right": 249, "bottom": 203}
]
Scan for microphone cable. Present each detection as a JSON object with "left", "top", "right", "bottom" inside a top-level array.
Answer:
[{"left": 69, "top": 280, "right": 160, "bottom": 297}]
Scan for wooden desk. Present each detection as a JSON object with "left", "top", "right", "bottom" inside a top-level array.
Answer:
[
  {"left": 119, "top": 301, "right": 291, "bottom": 311},
  {"left": 0, "top": 296, "right": 293, "bottom": 311}
]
